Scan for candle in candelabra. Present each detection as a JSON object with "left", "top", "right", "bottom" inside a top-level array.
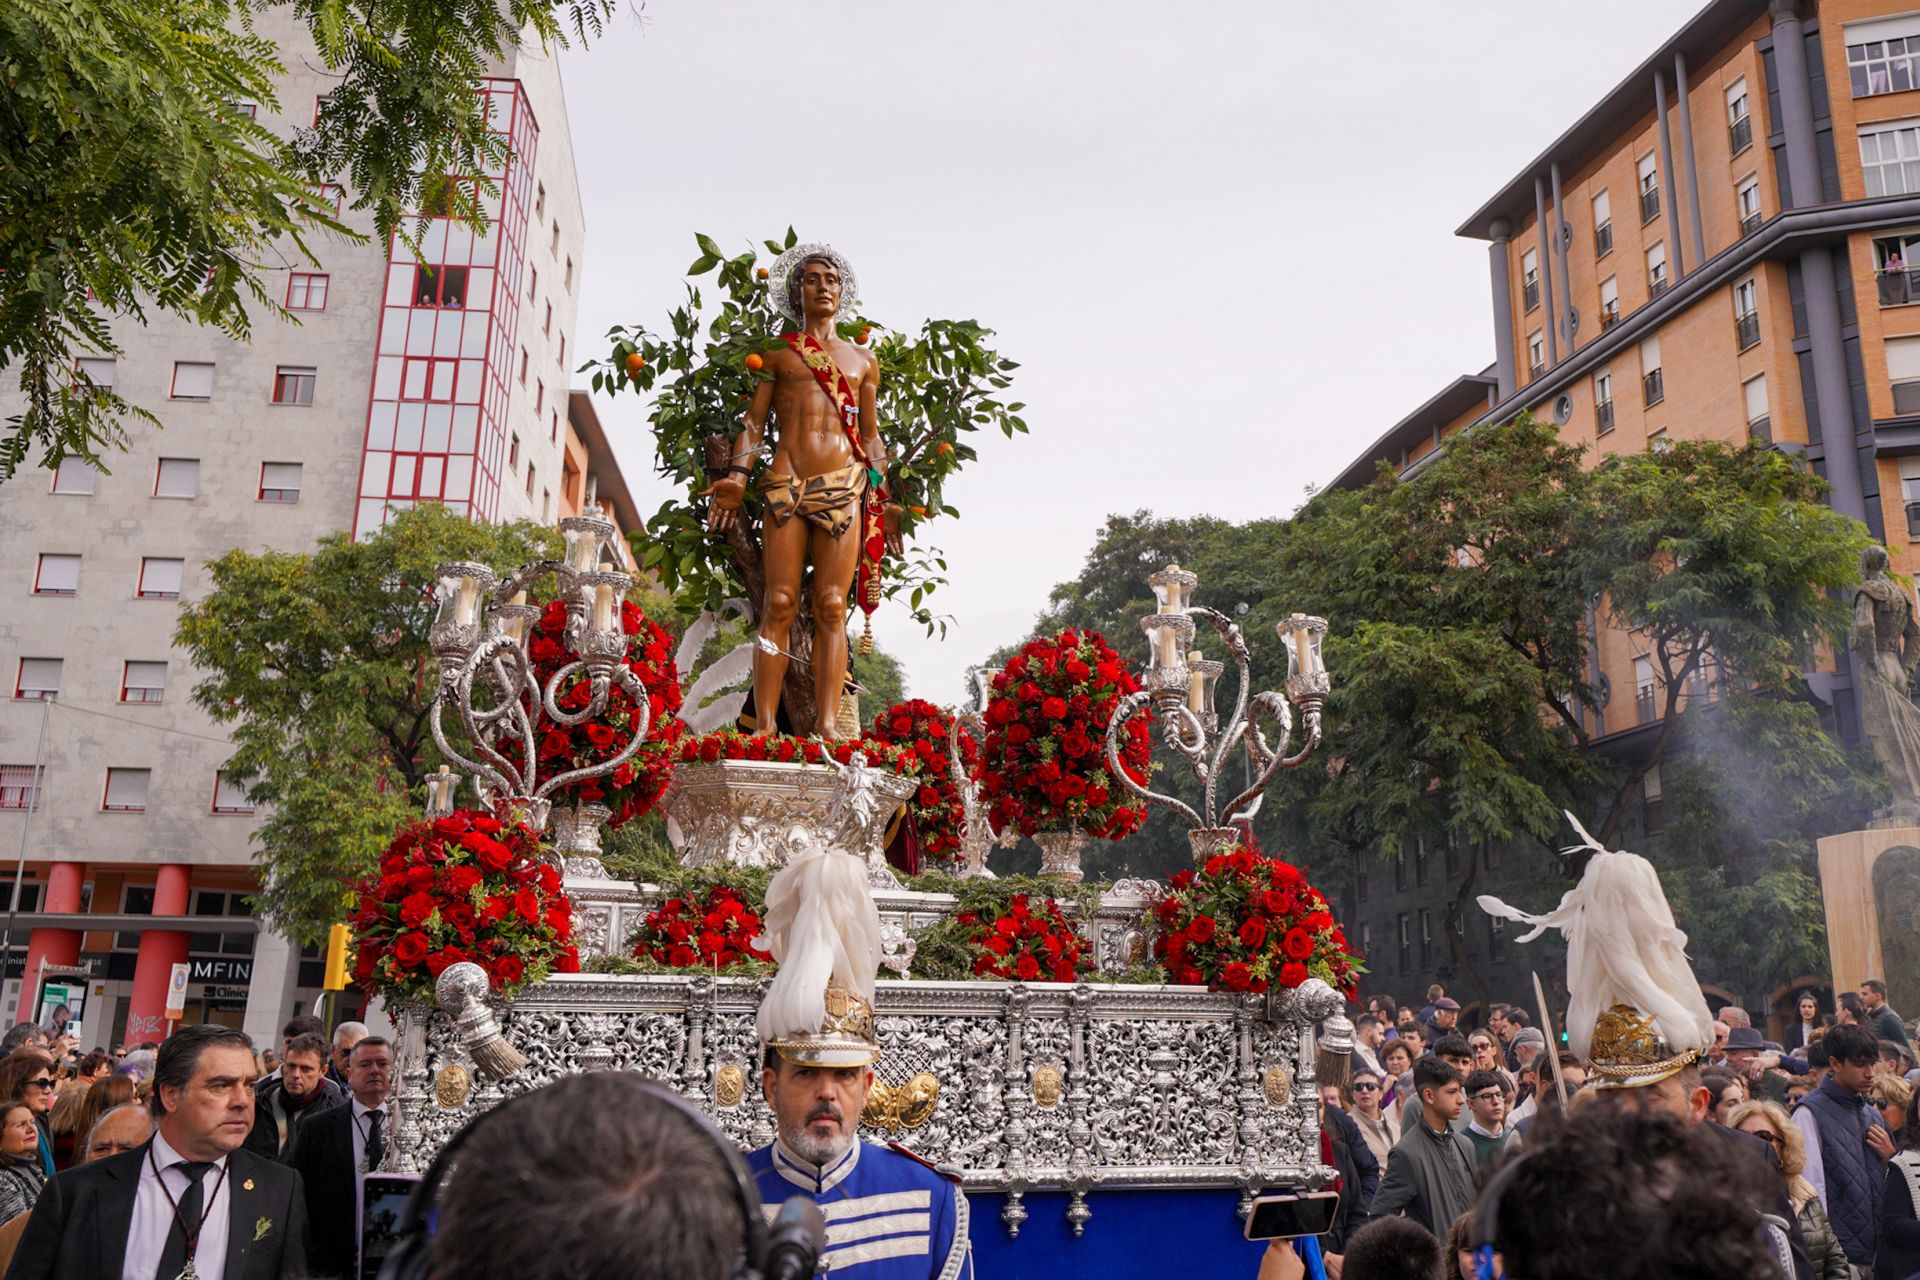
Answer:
[
  {"left": 1290, "top": 617, "right": 1312, "bottom": 676},
  {"left": 503, "top": 591, "right": 529, "bottom": 643},
  {"left": 1154, "top": 623, "right": 1180, "bottom": 670},
  {"left": 567, "top": 529, "right": 599, "bottom": 573},
  {"left": 592, "top": 583, "right": 615, "bottom": 633},
  {"left": 454, "top": 577, "right": 481, "bottom": 627},
  {"left": 1187, "top": 649, "right": 1207, "bottom": 713}
]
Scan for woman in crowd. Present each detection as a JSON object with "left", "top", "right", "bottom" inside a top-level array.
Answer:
[
  {"left": 0, "top": 1054, "right": 55, "bottom": 1178},
  {"left": 1347, "top": 1067, "right": 1400, "bottom": 1173},
  {"left": 1703, "top": 1068, "right": 1747, "bottom": 1124},
  {"left": 0, "top": 1103, "right": 45, "bottom": 1225},
  {"left": 1468, "top": 1030, "right": 1516, "bottom": 1093},
  {"left": 67, "top": 1074, "right": 134, "bottom": 1168},
  {"left": 1785, "top": 991, "right": 1824, "bottom": 1052},
  {"left": 1727, "top": 1100, "right": 1850, "bottom": 1280},
  {"left": 1878, "top": 1086, "right": 1920, "bottom": 1280},
  {"left": 1444, "top": 1211, "right": 1479, "bottom": 1280},
  {"left": 1837, "top": 992, "right": 1868, "bottom": 1027},
  {"left": 1876, "top": 1075, "right": 1912, "bottom": 1140},
  {"left": 1380, "top": 1040, "right": 1415, "bottom": 1110},
  {"left": 73, "top": 1052, "right": 110, "bottom": 1084},
  {"left": 44, "top": 1081, "right": 92, "bottom": 1171}
]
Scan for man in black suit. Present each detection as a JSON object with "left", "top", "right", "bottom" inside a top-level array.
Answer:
[
  {"left": 243, "top": 1032, "right": 341, "bottom": 1161},
  {"left": 4, "top": 1024, "right": 307, "bottom": 1280},
  {"left": 287, "top": 1035, "right": 393, "bottom": 1279}
]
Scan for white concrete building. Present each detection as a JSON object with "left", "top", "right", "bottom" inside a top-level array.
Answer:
[{"left": 0, "top": 16, "right": 595, "bottom": 1049}]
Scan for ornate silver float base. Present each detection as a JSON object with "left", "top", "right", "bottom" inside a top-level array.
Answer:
[
  {"left": 658, "top": 760, "right": 917, "bottom": 886},
  {"left": 1188, "top": 827, "right": 1242, "bottom": 862},
  {"left": 550, "top": 801, "right": 613, "bottom": 879},
  {"left": 1035, "top": 830, "right": 1089, "bottom": 883},
  {"left": 394, "top": 974, "right": 1341, "bottom": 1237}
]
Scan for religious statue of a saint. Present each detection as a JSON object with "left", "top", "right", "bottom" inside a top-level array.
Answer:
[
  {"left": 1851, "top": 544, "right": 1920, "bottom": 814},
  {"left": 700, "top": 245, "right": 889, "bottom": 738}
]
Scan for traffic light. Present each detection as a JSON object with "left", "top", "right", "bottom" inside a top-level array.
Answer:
[{"left": 323, "top": 923, "right": 351, "bottom": 991}]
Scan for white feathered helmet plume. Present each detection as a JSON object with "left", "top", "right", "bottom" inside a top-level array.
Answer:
[{"left": 1478, "top": 812, "right": 1715, "bottom": 1088}]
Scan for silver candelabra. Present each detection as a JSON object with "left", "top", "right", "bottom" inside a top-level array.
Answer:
[
  {"left": 427, "top": 511, "right": 653, "bottom": 832},
  {"left": 1101, "top": 564, "right": 1330, "bottom": 862}
]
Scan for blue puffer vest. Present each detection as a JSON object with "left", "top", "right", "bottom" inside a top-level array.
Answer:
[{"left": 1796, "top": 1077, "right": 1883, "bottom": 1263}]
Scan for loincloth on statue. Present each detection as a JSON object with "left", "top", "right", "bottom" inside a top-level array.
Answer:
[{"left": 760, "top": 462, "right": 867, "bottom": 537}]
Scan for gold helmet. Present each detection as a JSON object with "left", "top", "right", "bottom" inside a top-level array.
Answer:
[
  {"left": 1586, "top": 1002, "right": 1702, "bottom": 1090},
  {"left": 763, "top": 983, "right": 879, "bottom": 1069}
]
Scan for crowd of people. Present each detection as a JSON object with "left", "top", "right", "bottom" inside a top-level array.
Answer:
[{"left": 1270, "top": 979, "right": 1920, "bottom": 1280}]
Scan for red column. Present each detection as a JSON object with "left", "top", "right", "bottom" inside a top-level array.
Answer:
[
  {"left": 13, "top": 861, "right": 85, "bottom": 1025},
  {"left": 123, "top": 864, "right": 191, "bottom": 1047}
]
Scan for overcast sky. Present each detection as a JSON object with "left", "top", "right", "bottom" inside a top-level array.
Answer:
[{"left": 556, "top": 0, "right": 1683, "bottom": 704}]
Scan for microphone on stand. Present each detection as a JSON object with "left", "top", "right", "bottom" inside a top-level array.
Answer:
[{"left": 761, "top": 1198, "right": 826, "bottom": 1280}]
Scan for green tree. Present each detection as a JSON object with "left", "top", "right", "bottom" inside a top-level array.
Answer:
[
  {"left": 0, "top": 0, "right": 610, "bottom": 481},
  {"left": 852, "top": 646, "right": 908, "bottom": 718},
  {"left": 175, "top": 506, "right": 560, "bottom": 944}
]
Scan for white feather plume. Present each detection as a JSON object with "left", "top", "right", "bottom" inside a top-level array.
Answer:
[
  {"left": 753, "top": 839, "right": 879, "bottom": 1045},
  {"left": 1477, "top": 810, "right": 1715, "bottom": 1061}
]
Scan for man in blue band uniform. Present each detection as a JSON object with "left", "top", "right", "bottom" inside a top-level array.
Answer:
[{"left": 746, "top": 984, "right": 972, "bottom": 1280}]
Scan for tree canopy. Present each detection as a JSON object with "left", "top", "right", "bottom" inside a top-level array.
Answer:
[{"left": 0, "top": 0, "right": 611, "bottom": 481}]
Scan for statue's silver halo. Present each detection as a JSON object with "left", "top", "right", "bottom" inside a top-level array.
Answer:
[{"left": 766, "top": 243, "right": 860, "bottom": 325}]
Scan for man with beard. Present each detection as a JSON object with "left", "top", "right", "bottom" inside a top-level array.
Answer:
[
  {"left": 243, "top": 1032, "right": 341, "bottom": 1160},
  {"left": 748, "top": 986, "right": 972, "bottom": 1279}
]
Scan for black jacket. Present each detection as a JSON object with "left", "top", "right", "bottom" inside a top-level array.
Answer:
[
  {"left": 244, "top": 1075, "right": 344, "bottom": 1161},
  {"left": 285, "top": 1099, "right": 370, "bottom": 1279},
  {"left": 2, "top": 1141, "right": 306, "bottom": 1280}
]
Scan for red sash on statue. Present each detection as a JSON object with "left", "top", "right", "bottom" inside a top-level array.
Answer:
[{"left": 784, "top": 332, "right": 887, "bottom": 652}]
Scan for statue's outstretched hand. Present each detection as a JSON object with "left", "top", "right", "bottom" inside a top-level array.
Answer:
[
  {"left": 699, "top": 476, "right": 747, "bottom": 532},
  {"left": 883, "top": 502, "right": 904, "bottom": 557}
]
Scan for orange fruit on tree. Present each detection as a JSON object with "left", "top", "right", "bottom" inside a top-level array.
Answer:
[
  {"left": 624, "top": 352, "right": 644, "bottom": 378},
  {"left": 756, "top": 267, "right": 769, "bottom": 280},
  {"left": 935, "top": 442, "right": 954, "bottom": 456},
  {"left": 857, "top": 327, "right": 871, "bottom": 344},
  {"left": 910, "top": 505, "right": 927, "bottom": 517},
  {"left": 745, "top": 353, "right": 764, "bottom": 371}
]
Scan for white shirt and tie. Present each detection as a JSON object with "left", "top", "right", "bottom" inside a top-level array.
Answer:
[
  {"left": 124, "top": 1131, "right": 232, "bottom": 1280},
  {"left": 349, "top": 1097, "right": 386, "bottom": 1175}
]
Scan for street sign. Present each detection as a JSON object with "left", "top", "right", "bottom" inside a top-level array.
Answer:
[{"left": 164, "top": 962, "right": 191, "bottom": 1021}]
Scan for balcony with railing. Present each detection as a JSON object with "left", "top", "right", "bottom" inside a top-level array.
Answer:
[
  {"left": 1635, "top": 687, "right": 1658, "bottom": 724},
  {"left": 1599, "top": 301, "right": 1622, "bottom": 331},
  {"left": 1523, "top": 278, "right": 1540, "bottom": 311},
  {"left": 1748, "top": 415, "right": 1772, "bottom": 445},
  {"left": 1597, "top": 399, "right": 1616, "bottom": 433},
  {"left": 1529, "top": 361, "right": 1546, "bottom": 381},
  {"left": 1729, "top": 114, "right": 1753, "bottom": 156},
  {"left": 1649, "top": 275, "right": 1670, "bottom": 299},
  {"left": 1740, "top": 210, "right": 1764, "bottom": 238},
  {"left": 1644, "top": 368, "right": 1665, "bottom": 405},
  {"left": 1878, "top": 267, "right": 1920, "bottom": 307},
  {"left": 1595, "top": 222, "right": 1613, "bottom": 257},
  {"left": 1735, "top": 310, "right": 1761, "bottom": 351},
  {"left": 1641, "top": 187, "right": 1661, "bottom": 222}
]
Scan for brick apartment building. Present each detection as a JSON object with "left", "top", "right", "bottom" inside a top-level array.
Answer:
[
  {"left": 0, "top": 14, "right": 637, "bottom": 1050},
  {"left": 1329, "top": 0, "right": 1920, "bottom": 1025}
]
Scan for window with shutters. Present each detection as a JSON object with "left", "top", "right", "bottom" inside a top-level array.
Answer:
[
  {"left": 1522, "top": 248, "right": 1540, "bottom": 312},
  {"left": 1860, "top": 120, "right": 1920, "bottom": 197},
  {"left": 525, "top": 462, "right": 536, "bottom": 498},
  {"left": 1848, "top": 16, "right": 1920, "bottom": 97},
  {"left": 122, "top": 661, "right": 167, "bottom": 703},
  {"left": 1745, "top": 373, "right": 1771, "bottom": 444},
  {"left": 1641, "top": 334, "right": 1664, "bottom": 405},
  {"left": 0, "top": 766, "right": 44, "bottom": 811},
  {"left": 1593, "top": 189, "right": 1613, "bottom": 256},
  {"left": 137, "top": 557, "right": 184, "bottom": 600},
  {"left": 1727, "top": 78, "right": 1752, "bottom": 155},
  {"left": 154, "top": 458, "right": 200, "bottom": 499},
  {"left": 508, "top": 432, "right": 520, "bottom": 471},
  {"left": 34, "top": 554, "right": 79, "bottom": 596},
  {"left": 1419, "top": 909, "right": 1433, "bottom": 966},
  {"left": 14, "top": 658, "right": 60, "bottom": 701},
  {"left": 1638, "top": 153, "right": 1661, "bottom": 221},
  {"left": 542, "top": 487, "right": 551, "bottom": 521},
  {"left": 528, "top": 264, "right": 538, "bottom": 304},
  {"left": 1635, "top": 655, "right": 1658, "bottom": 723},
  {"left": 1891, "top": 335, "right": 1920, "bottom": 415},
  {"left": 535, "top": 182, "right": 546, "bottom": 219},
  {"left": 565, "top": 256, "right": 574, "bottom": 292},
  {"left": 52, "top": 458, "right": 98, "bottom": 495},
  {"left": 519, "top": 348, "right": 529, "bottom": 386},
  {"left": 171, "top": 361, "right": 214, "bottom": 400},
  {"left": 1527, "top": 331, "right": 1545, "bottom": 379},
  {"left": 1733, "top": 277, "right": 1761, "bottom": 351},
  {"left": 286, "top": 273, "right": 329, "bottom": 310},
  {"left": 1595, "top": 370, "right": 1615, "bottom": 434},
  {"left": 1646, "top": 241, "right": 1669, "bottom": 296},
  {"left": 1599, "top": 275, "right": 1620, "bottom": 327},
  {"left": 75, "top": 357, "right": 115, "bottom": 389},
  {"left": 1901, "top": 455, "right": 1920, "bottom": 538},
  {"left": 1738, "top": 175, "right": 1763, "bottom": 237},
  {"left": 259, "top": 462, "right": 302, "bottom": 503},
  {"left": 272, "top": 367, "right": 316, "bottom": 406},
  {"left": 543, "top": 300, "right": 552, "bottom": 336},
  {"left": 103, "top": 768, "right": 150, "bottom": 812},
  {"left": 212, "top": 771, "right": 254, "bottom": 815},
  {"left": 1397, "top": 913, "right": 1410, "bottom": 974}
]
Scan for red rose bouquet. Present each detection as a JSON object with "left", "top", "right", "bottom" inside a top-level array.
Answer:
[
  {"left": 1152, "top": 844, "right": 1364, "bottom": 996},
  {"left": 956, "top": 892, "right": 1090, "bottom": 983},
  {"left": 350, "top": 809, "right": 578, "bottom": 1003},
  {"left": 675, "top": 727, "right": 925, "bottom": 776},
  {"left": 507, "top": 598, "right": 683, "bottom": 828},
  {"left": 866, "top": 699, "right": 977, "bottom": 867},
  {"left": 631, "top": 882, "right": 772, "bottom": 970},
  {"left": 977, "top": 628, "right": 1151, "bottom": 839}
]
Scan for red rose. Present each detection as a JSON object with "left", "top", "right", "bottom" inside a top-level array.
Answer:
[
  {"left": 405, "top": 865, "right": 436, "bottom": 892},
  {"left": 667, "top": 944, "right": 698, "bottom": 967},
  {"left": 398, "top": 892, "right": 436, "bottom": 928},
  {"left": 444, "top": 904, "right": 477, "bottom": 934},
  {"left": 1282, "top": 928, "right": 1315, "bottom": 961},
  {"left": 1229, "top": 848, "right": 1256, "bottom": 875},
  {"left": 479, "top": 895, "right": 509, "bottom": 924},
  {"left": 431, "top": 816, "right": 468, "bottom": 839},
  {"left": 1041, "top": 697, "right": 1069, "bottom": 720},
  {"left": 918, "top": 785, "right": 941, "bottom": 809},
  {"left": 391, "top": 931, "right": 431, "bottom": 967},
  {"left": 586, "top": 722, "right": 618, "bottom": 750},
  {"left": 1188, "top": 915, "right": 1218, "bottom": 943},
  {"left": 1221, "top": 962, "right": 1253, "bottom": 991},
  {"left": 1280, "top": 962, "right": 1309, "bottom": 988},
  {"left": 425, "top": 946, "right": 468, "bottom": 977},
  {"left": 492, "top": 954, "right": 526, "bottom": 987},
  {"left": 1239, "top": 917, "right": 1269, "bottom": 949},
  {"left": 1204, "top": 855, "right": 1229, "bottom": 878},
  {"left": 1014, "top": 954, "right": 1041, "bottom": 981}
]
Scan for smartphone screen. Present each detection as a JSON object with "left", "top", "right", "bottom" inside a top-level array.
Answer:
[
  {"left": 1243, "top": 1191, "right": 1341, "bottom": 1241},
  {"left": 360, "top": 1172, "right": 422, "bottom": 1280}
]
